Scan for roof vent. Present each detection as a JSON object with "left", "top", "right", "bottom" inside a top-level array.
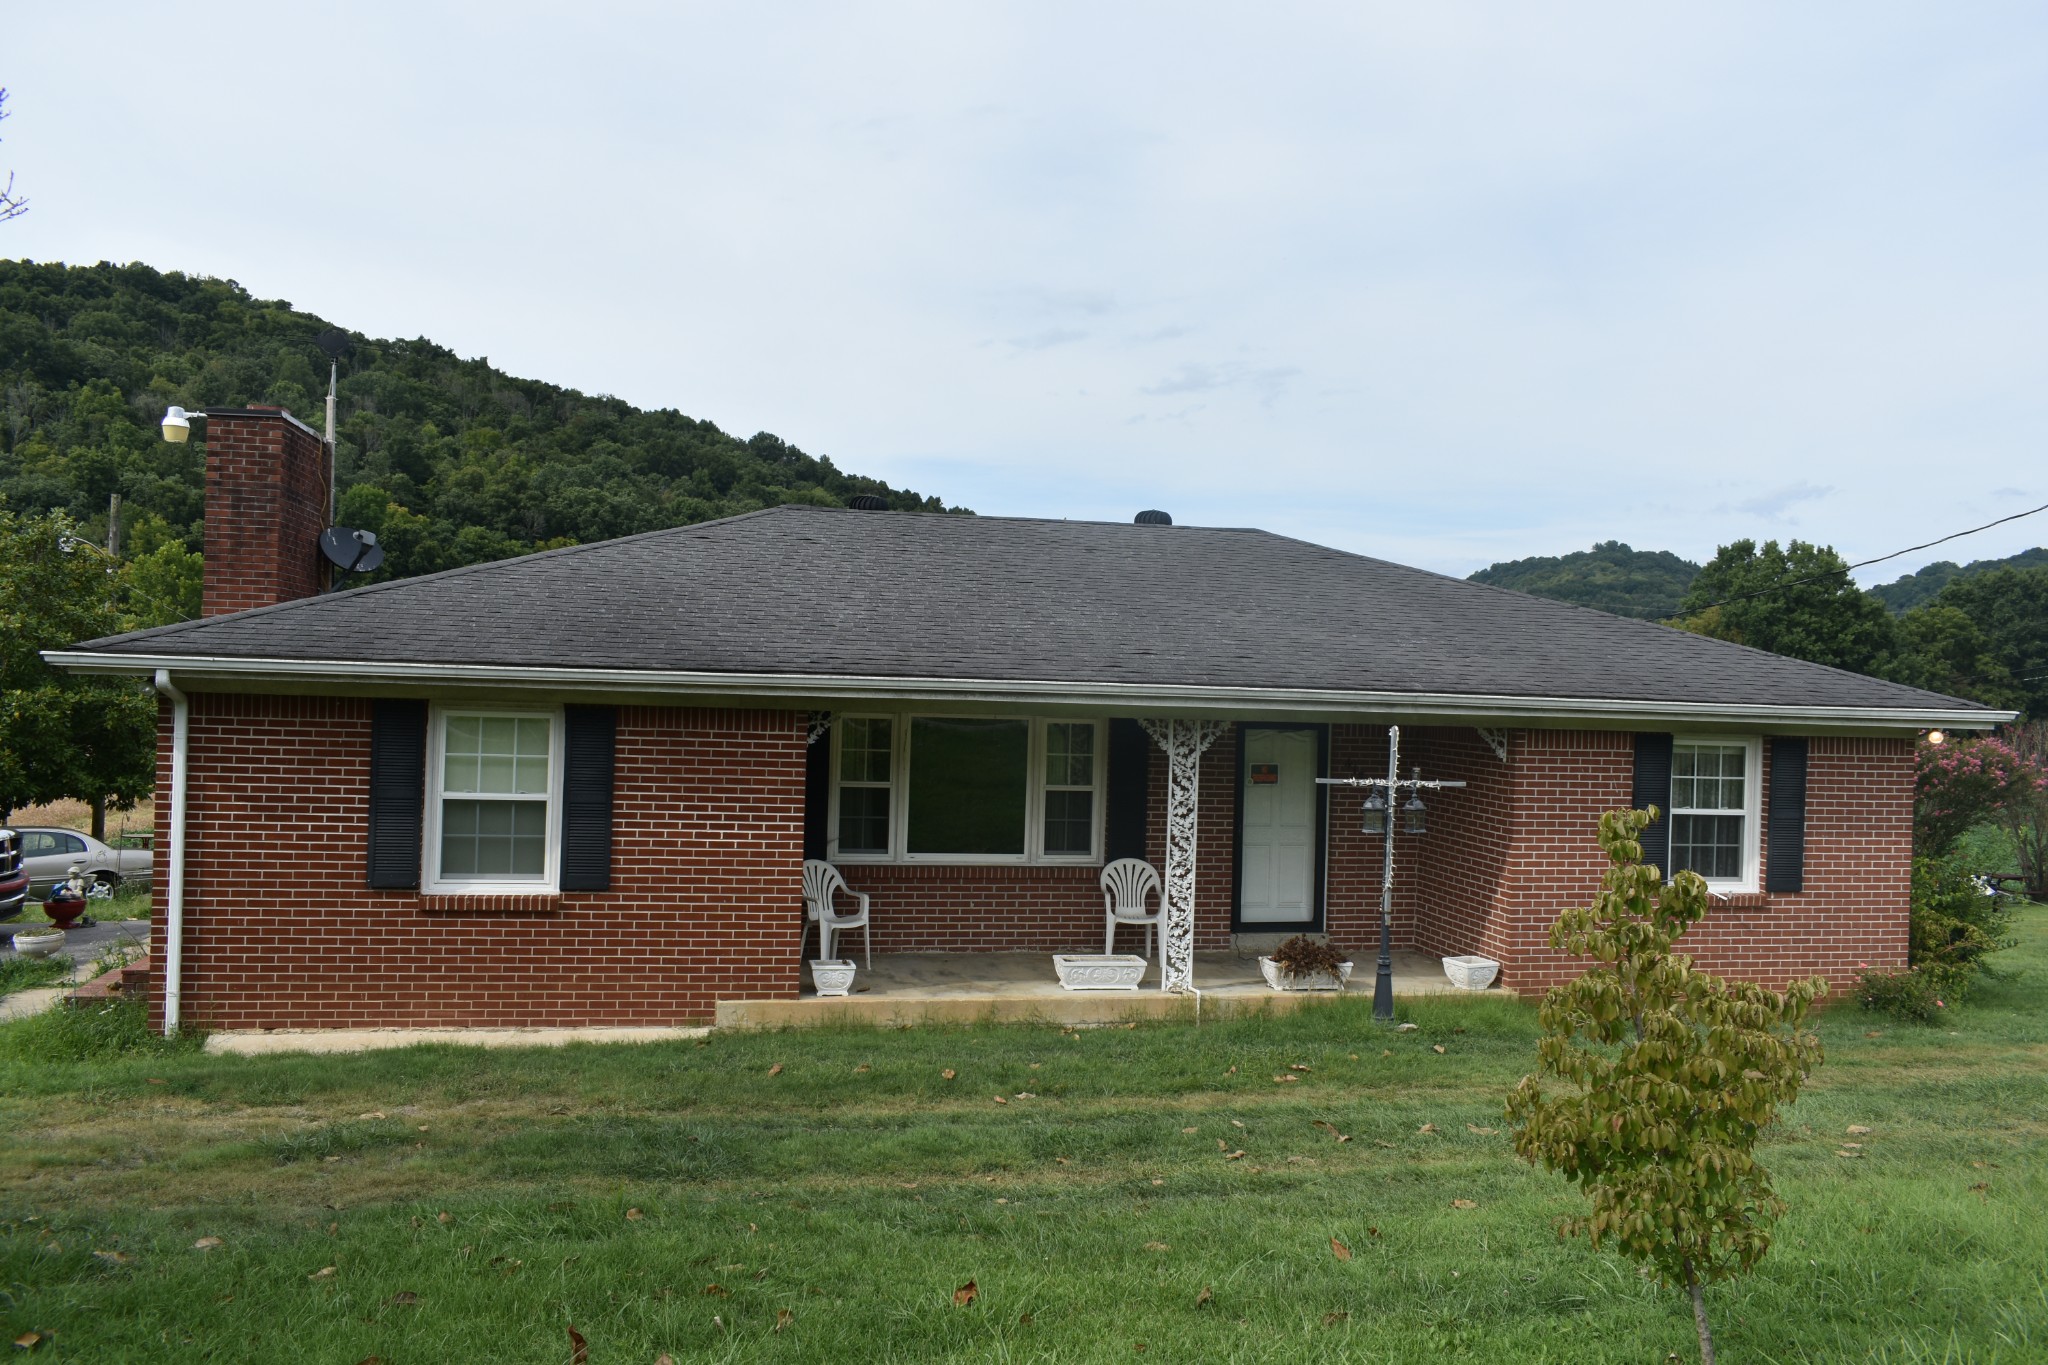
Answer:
[
  {"left": 1134, "top": 509, "right": 1173, "bottom": 526},
  {"left": 847, "top": 494, "right": 889, "bottom": 511}
]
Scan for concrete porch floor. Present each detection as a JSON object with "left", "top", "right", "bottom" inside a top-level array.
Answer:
[{"left": 715, "top": 948, "right": 1504, "bottom": 1028}]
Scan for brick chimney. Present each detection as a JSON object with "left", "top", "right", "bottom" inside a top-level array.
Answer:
[{"left": 200, "top": 407, "right": 332, "bottom": 616}]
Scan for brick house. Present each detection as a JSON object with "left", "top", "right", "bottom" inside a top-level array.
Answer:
[{"left": 49, "top": 408, "right": 2007, "bottom": 1033}]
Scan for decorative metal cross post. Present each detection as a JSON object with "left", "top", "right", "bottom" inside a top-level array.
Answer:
[
  {"left": 1139, "top": 718, "right": 1228, "bottom": 993},
  {"left": 1318, "top": 725, "right": 1465, "bottom": 1022}
]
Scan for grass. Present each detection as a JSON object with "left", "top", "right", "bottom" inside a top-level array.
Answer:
[
  {"left": 0, "top": 916, "right": 2042, "bottom": 1363},
  {"left": 7, "top": 880, "right": 154, "bottom": 927},
  {"left": 0, "top": 954, "right": 72, "bottom": 998}
]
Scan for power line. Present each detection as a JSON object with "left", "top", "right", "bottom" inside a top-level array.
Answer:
[{"left": 1669, "top": 500, "right": 2048, "bottom": 618}]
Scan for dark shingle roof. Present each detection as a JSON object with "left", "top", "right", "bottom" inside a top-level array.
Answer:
[{"left": 70, "top": 506, "right": 1984, "bottom": 713}]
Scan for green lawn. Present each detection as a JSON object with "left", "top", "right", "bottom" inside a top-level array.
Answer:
[{"left": 1, "top": 913, "right": 2042, "bottom": 1363}]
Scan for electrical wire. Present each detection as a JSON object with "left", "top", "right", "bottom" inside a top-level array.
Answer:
[{"left": 1668, "top": 500, "right": 2048, "bottom": 618}]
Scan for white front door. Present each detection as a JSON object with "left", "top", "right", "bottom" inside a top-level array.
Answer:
[{"left": 1239, "top": 728, "right": 1319, "bottom": 925}]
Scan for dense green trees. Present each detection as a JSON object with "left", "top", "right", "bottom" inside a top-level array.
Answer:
[
  {"left": 1468, "top": 541, "right": 1700, "bottom": 620},
  {"left": 0, "top": 507, "right": 161, "bottom": 831},
  {"left": 1675, "top": 539, "right": 1898, "bottom": 675},
  {"left": 0, "top": 259, "right": 957, "bottom": 586}
]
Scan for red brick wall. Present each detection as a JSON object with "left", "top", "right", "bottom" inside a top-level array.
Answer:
[
  {"left": 150, "top": 696, "right": 806, "bottom": 1030},
  {"left": 202, "top": 409, "right": 332, "bottom": 616}
]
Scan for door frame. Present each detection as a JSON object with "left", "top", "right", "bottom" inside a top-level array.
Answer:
[{"left": 1230, "top": 722, "right": 1330, "bottom": 933}]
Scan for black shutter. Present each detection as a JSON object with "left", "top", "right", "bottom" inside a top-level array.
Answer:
[
  {"left": 367, "top": 700, "right": 427, "bottom": 890},
  {"left": 1104, "top": 719, "right": 1151, "bottom": 863},
  {"left": 1766, "top": 737, "right": 1808, "bottom": 894},
  {"left": 560, "top": 705, "right": 617, "bottom": 892},
  {"left": 1632, "top": 732, "right": 1673, "bottom": 876},
  {"left": 804, "top": 726, "right": 831, "bottom": 861}
]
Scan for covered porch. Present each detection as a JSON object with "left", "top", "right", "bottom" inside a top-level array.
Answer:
[{"left": 717, "top": 946, "right": 1480, "bottom": 1028}]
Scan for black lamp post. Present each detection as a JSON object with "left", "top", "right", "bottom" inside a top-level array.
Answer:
[{"left": 1319, "top": 725, "right": 1466, "bottom": 1022}]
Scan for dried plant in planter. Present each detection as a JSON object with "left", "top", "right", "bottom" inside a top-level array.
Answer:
[{"left": 1270, "top": 934, "right": 1347, "bottom": 982}]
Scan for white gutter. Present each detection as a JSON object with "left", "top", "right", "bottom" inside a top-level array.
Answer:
[
  {"left": 152, "top": 669, "right": 189, "bottom": 1036},
  {"left": 46, "top": 650, "right": 2016, "bottom": 732}
]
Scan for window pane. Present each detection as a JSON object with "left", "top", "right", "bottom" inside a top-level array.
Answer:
[
  {"left": 1673, "top": 743, "right": 1746, "bottom": 813},
  {"left": 446, "top": 714, "right": 551, "bottom": 795},
  {"left": 1045, "top": 723, "right": 1095, "bottom": 788},
  {"left": 908, "top": 718, "right": 1028, "bottom": 855},
  {"left": 1043, "top": 789, "right": 1094, "bottom": 856},
  {"left": 1672, "top": 813, "right": 1744, "bottom": 881},
  {"left": 840, "top": 717, "right": 893, "bottom": 784},
  {"left": 837, "top": 786, "right": 891, "bottom": 854},
  {"left": 441, "top": 799, "right": 547, "bottom": 878}
]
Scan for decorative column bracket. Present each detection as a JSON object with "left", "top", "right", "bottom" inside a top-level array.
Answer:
[
  {"left": 806, "top": 711, "right": 835, "bottom": 746},
  {"left": 1475, "top": 727, "right": 1510, "bottom": 763},
  {"left": 1138, "top": 718, "right": 1227, "bottom": 994}
]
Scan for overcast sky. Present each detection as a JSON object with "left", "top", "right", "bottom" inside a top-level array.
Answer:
[{"left": 8, "top": 3, "right": 2046, "bottom": 579}]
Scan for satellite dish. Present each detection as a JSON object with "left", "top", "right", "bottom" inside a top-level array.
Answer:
[
  {"left": 315, "top": 328, "right": 353, "bottom": 361},
  {"left": 320, "top": 526, "right": 386, "bottom": 582}
]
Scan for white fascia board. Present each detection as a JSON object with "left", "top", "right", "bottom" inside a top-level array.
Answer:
[{"left": 42, "top": 650, "right": 2016, "bottom": 732}]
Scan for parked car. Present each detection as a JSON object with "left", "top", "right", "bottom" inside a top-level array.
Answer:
[
  {"left": 0, "top": 829, "right": 26, "bottom": 920},
  {"left": 14, "top": 827, "right": 154, "bottom": 899}
]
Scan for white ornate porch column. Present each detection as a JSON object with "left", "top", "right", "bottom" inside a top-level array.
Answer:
[{"left": 1138, "top": 719, "right": 1227, "bottom": 993}]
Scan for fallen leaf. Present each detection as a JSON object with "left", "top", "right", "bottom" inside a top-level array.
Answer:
[
  {"left": 942, "top": 1069, "right": 957, "bottom": 1081},
  {"left": 1312, "top": 1119, "right": 1335, "bottom": 1131},
  {"left": 1431, "top": 1045, "right": 1447, "bottom": 1055},
  {"left": 1450, "top": 1199, "right": 1477, "bottom": 1210},
  {"left": 1226, "top": 1066, "right": 1237, "bottom": 1075},
  {"left": 1150, "top": 1178, "right": 1164, "bottom": 1186},
  {"left": 767, "top": 1063, "right": 783, "bottom": 1077},
  {"left": 193, "top": 1237, "right": 223, "bottom": 1251},
  {"left": 1182, "top": 1126, "right": 1198, "bottom": 1134},
  {"left": 1337, "top": 1134, "right": 1352, "bottom": 1143},
  {"left": 1020, "top": 1312, "right": 1035, "bottom": 1325},
  {"left": 1055, "top": 1157, "right": 1069, "bottom": 1165},
  {"left": 1466, "top": 1125, "right": 1498, "bottom": 1136},
  {"left": 437, "top": 1211, "right": 453, "bottom": 1225},
  {"left": 1865, "top": 1031, "right": 1883, "bottom": 1038},
  {"left": 355, "top": 1357, "right": 383, "bottom": 1365},
  {"left": 1135, "top": 1345, "right": 1148, "bottom": 1353},
  {"left": 712, "top": 1315, "right": 726, "bottom": 1331},
  {"left": 995, "top": 1198, "right": 1008, "bottom": 1205},
  {"left": 1841, "top": 1142, "right": 1863, "bottom": 1150},
  {"left": 12, "top": 1333, "right": 39, "bottom": 1350},
  {"left": 703, "top": 1284, "right": 729, "bottom": 1297},
  {"left": 567, "top": 1325, "right": 588, "bottom": 1365},
  {"left": 775, "top": 1309, "right": 794, "bottom": 1332},
  {"left": 1330, "top": 1237, "right": 1352, "bottom": 1261},
  {"left": 1846, "top": 1125, "right": 1872, "bottom": 1136},
  {"left": 1014, "top": 1092, "right": 1036, "bottom": 1100},
  {"left": 1396, "top": 1022, "right": 1418, "bottom": 1032},
  {"left": 1375, "top": 1140, "right": 1396, "bottom": 1149},
  {"left": 1224, "top": 1149, "right": 1247, "bottom": 1161},
  {"left": 1289, "top": 1063, "right": 1312, "bottom": 1073},
  {"left": 146, "top": 1077, "right": 166, "bottom": 1085},
  {"left": 1348, "top": 1053, "right": 1359, "bottom": 1060},
  {"left": 993, "top": 1096, "right": 1009, "bottom": 1105},
  {"left": 358, "top": 1111, "right": 386, "bottom": 1120},
  {"left": 309, "top": 1265, "right": 337, "bottom": 1280},
  {"left": 1323, "top": 1311, "right": 1349, "bottom": 1325},
  {"left": 854, "top": 1064, "right": 870, "bottom": 1073},
  {"left": 1834, "top": 1150, "right": 1863, "bottom": 1159},
  {"left": 954, "top": 1280, "right": 979, "bottom": 1306},
  {"left": 657, "top": 1356, "right": 676, "bottom": 1365},
  {"left": 417, "top": 1125, "right": 428, "bottom": 1132},
  {"left": 1367, "top": 1226, "right": 1380, "bottom": 1238},
  {"left": 1273, "top": 1074, "right": 1299, "bottom": 1084},
  {"left": 1217, "top": 1138, "right": 1229, "bottom": 1151},
  {"left": 384, "top": 1291, "right": 419, "bottom": 1306},
  {"left": 626, "top": 1207, "right": 644, "bottom": 1221},
  {"left": 1231, "top": 1120, "right": 1246, "bottom": 1129},
  {"left": 1381, "top": 1048, "right": 1392, "bottom": 1057},
  {"left": 1145, "top": 1241, "right": 1169, "bottom": 1252},
  {"left": 1418, "top": 1123, "right": 1438, "bottom": 1134},
  {"left": 1196, "top": 1286, "right": 1214, "bottom": 1307},
  {"left": 92, "top": 1250, "right": 129, "bottom": 1264}
]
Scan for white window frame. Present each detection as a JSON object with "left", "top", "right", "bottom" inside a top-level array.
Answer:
[
  {"left": 1668, "top": 735, "right": 1762, "bottom": 893},
  {"left": 827, "top": 714, "right": 1106, "bottom": 866},
  {"left": 423, "top": 704, "right": 564, "bottom": 895}
]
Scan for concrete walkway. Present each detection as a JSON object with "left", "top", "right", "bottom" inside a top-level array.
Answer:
[{"left": 0, "top": 919, "right": 152, "bottom": 1022}]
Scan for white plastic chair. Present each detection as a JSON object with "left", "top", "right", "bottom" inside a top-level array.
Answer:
[
  {"left": 1100, "top": 858, "right": 1163, "bottom": 957},
  {"left": 802, "top": 860, "right": 871, "bottom": 968}
]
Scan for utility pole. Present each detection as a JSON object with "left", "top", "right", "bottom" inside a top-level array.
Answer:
[{"left": 107, "top": 492, "right": 121, "bottom": 556}]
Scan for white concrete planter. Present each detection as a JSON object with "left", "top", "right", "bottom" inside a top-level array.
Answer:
[
  {"left": 11, "top": 929, "right": 66, "bottom": 959},
  {"left": 1259, "top": 957, "right": 1353, "bottom": 992},
  {"left": 809, "top": 959, "right": 857, "bottom": 998},
  {"left": 1052, "top": 954, "right": 1147, "bottom": 990},
  {"left": 1442, "top": 955, "right": 1501, "bottom": 991}
]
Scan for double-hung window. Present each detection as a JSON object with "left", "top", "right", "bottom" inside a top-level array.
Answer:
[
  {"left": 1669, "top": 737, "right": 1760, "bottom": 890},
  {"left": 425, "top": 709, "right": 561, "bottom": 893},
  {"left": 830, "top": 715, "right": 1104, "bottom": 863}
]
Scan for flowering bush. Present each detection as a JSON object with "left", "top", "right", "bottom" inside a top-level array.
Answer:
[
  {"left": 1854, "top": 966, "right": 1958, "bottom": 1022},
  {"left": 1914, "top": 734, "right": 2044, "bottom": 858}
]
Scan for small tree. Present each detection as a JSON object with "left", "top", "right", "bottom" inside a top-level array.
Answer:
[
  {"left": 1914, "top": 733, "right": 2039, "bottom": 859},
  {"left": 1506, "top": 809, "right": 1826, "bottom": 1365}
]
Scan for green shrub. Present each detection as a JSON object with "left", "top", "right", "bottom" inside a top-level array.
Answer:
[
  {"left": 1857, "top": 856, "right": 2015, "bottom": 1021},
  {"left": 1853, "top": 965, "right": 1965, "bottom": 1022},
  {"left": 0, "top": 996, "right": 200, "bottom": 1063}
]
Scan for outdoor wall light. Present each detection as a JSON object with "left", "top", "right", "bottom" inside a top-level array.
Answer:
[
  {"left": 1925, "top": 729, "right": 1947, "bottom": 746},
  {"left": 161, "top": 406, "right": 195, "bottom": 443},
  {"left": 1360, "top": 790, "right": 1387, "bottom": 835}
]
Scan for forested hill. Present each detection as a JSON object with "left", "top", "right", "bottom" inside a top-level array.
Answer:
[
  {"left": 1869, "top": 547, "right": 2048, "bottom": 612},
  {"left": 0, "top": 259, "right": 958, "bottom": 585},
  {"left": 1466, "top": 541, "right": 1701, "bottom": 620}
]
